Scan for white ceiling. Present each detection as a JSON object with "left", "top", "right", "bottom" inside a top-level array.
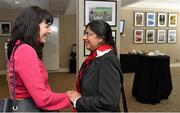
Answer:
[
  {"left": 122, "top": 0, "right": 180, "bottom": 11},
  {"left": 0, "top": 0, "right": 76, "bottom": 15},
  {"left": 0, "top": 0, "right": 180, "bottom": 15}
]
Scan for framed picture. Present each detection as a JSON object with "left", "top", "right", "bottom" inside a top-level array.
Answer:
[
  {"left": 146, "top": 13, "right": 156, "bottom": 27},
  {"left": 168, "top": 30, "right": 176, "bottom": 43},
  {"left": 134, "top": 29, "right": 144, "bottom": 43},
  {"left": 157, "top": 30, "right": 166, "bottom": 43},
  {"left": 112, "top": 30, "right": 116, "bottom": 43},
  {"left": 0, "top": 21, "right": 12, "bottom": 37},
  {"left": 134, "top": 12, "right": 144, "bottom": 26},
  {"left": 84, "top": 0, "right": 117, "bottom": 26},
  {"left": 168, "top": 14, "right": 177, "bottom": 27},
  {"left": 145, "top": 30, "right": 155, "bottom": 43},
  {"left": 158, "top": 13, "right": 167, "bottom": 27}
]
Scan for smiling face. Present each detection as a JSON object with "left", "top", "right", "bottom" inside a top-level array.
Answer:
[
  {"left": 83, "top": 27, "right": 104, "bottom": 51},
  {"left": 39, "top": 20, "right": 52, "bottom": 44}
]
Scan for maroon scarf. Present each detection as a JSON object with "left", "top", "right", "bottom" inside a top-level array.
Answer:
[{"left": 73, "top": 44, "right": 112, "bottom": 111}]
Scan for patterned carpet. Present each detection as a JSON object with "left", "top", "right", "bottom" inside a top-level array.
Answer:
[{"left": 0, "top": 67, "right": 180, "bottom": 112}]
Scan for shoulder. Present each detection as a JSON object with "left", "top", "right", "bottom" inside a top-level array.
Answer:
[
  {"left": 16, "top": 44, "right": 36, "bottom": 52},
  {"left": 97, "top": 51, "right": 120, "bottom": 69},
  {"left": 14, "top": 44, "right": 37, "bottom": 57},
  {"left": 101, "top": 51, "right": 118, "bottom": 62}
]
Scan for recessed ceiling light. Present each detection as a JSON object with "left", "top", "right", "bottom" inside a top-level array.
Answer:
[{"left": 14, "top": 1, "right": 20, "bottom": 4}]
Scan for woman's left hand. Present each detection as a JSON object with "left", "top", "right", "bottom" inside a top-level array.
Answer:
[{"left": 66, "top": 90, "right": 81, "bottom": 103}]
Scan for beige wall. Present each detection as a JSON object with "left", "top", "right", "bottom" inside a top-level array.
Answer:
[
  {"left": 0, "top": 10, "right": 76, "bottom": 71},
  {"left": 2, "top": 1, "right": 179, "bottom": 72},
  {"left": 120, "top": 9, "right": 180, "bottom": 63},
  {"left": 0, "top": 10, "right": 20, "bottom": 71},
  {"left": 59, "top": 15, "right": 76, "bottom": 68}
]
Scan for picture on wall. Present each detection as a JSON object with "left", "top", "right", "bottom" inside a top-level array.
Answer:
[
  {"left": 134, "top": 12, "right": 144, "bottom": 26},
  {"left": 168, "top": 30, "right": 176, "bottom": 43},
  {"left": 85, "top": 0, "right": 117, "bottom": 26},
  {"left": 157, "top": 30, "right": 166, "bottom": 43},
  {"left": 169, "top": 14, "right": 177, "bottom": 27},
  {"left": 134, "top": 30, "right": 144, "bottom": 43},
  {"left": 0, "top": 21, "right": 12, "bottom": 37},
  {"left": 145, "top": 30, "right": 155, "bottom": 43},
  {"left": 146, "top": 13, "right": 156, "bottom": 27},
  {"left": 158, "top": 13, "right": 167, "bottom": 27}
]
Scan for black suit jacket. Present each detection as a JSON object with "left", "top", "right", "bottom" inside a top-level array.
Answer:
[{"left": 76, "top": 51, "right": 122, "bottom": 112}]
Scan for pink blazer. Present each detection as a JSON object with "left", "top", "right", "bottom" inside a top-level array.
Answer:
[{"left": 8, "top": 43, "right": 70, "bottom": 111}]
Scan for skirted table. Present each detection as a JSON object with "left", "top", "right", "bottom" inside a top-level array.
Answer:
[
  {"left": 132, "top": 55, "right": 173, "bottom": 104},
  {"left": 120, "top": 54, "right": 139, "bottom": 73}
]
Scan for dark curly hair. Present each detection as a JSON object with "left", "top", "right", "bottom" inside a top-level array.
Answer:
[{"left": 7, "top": 6, "right": 53, "bottom": 60}]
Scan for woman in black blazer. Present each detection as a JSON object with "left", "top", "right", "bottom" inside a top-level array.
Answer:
[{"left": 67, "top": 20, "right": 122, "bottom": 112}]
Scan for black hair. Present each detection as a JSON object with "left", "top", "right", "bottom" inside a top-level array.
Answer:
[
  {"left": 7, "top": 6, "right": 53, "bottom": 60},
  {"left": 86, "top": 20, "right": 117, "bottom": 55}
]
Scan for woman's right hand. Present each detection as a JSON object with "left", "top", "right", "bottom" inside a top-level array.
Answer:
[{"left": 66, "top": 90, "right": 81, "bottom": 103}]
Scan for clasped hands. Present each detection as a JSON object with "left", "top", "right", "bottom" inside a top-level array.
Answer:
[{"left": 66, "top": 90, "right": 81, "bottom": 106}]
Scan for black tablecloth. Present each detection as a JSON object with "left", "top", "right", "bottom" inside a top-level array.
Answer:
[
  {"left": 132, "top": 55, "right": 173, "bottom": 104},
  {"left": 120, "top": 54, "right": 139, "bottom": 73}
]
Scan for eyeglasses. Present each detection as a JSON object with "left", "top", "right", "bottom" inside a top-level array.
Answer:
[{"left": 84, "top": 31, "right": 95, "bottom": 37}]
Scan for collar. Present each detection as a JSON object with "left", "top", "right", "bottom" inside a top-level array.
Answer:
[{"left": 96, "top": 49, "right": 111, "bottom": 57}]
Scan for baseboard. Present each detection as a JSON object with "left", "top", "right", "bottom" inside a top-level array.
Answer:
[
  {"left": 48, "top": 68, "right": 69, "bottom": 73},
  {"left": 170, "top": 63, "right": 180, "bottom": 68},
  {"left": 0, "top": 70, "right": 7, "bottom": 75},
  {"left": 1, "top": 63, "right": 179, "bottom": 75},
  {"left": 0, "top": 68, "right": 69, "bottom": 75}
]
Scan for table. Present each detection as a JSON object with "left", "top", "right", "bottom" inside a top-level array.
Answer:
[
  {"left": 120, "top": 54, "right": 139, "bottom": 73},
  {"left": 132, "top": 55, "right": 173, "bottom": 104}
]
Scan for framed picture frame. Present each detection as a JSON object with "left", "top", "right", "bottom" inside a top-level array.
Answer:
[
  {"left": 168, "top": 30, "right": 176, "bottom": 43},
  {"left": 0, "top": 21, "right": 12, "bottom": 37},
  {"left": 84, "top": 0, "right": 117, "bottom": 26},
  {"left": 145, "top": 30, "right": 155, "bottom": 43},
  {"left": 157, "top": 30, "right": 166, "bottom": 43},
  {"left": 134, "top": 29, "right": 144, "bottom": 44},
  {"left": 112, "top": 30, "right": 116, "bottom": 43},
  {"left": 168, "top": 14, "right": 177, "bottom": 27},
  {"left": 158, "top": 13, "right": 167, "bottom": 27},
  {"left": 134, "top": 12, "right": 144, "bottom": 26},
  {"left": 146, "top": 13, "right": 156, "bottom": 27}
]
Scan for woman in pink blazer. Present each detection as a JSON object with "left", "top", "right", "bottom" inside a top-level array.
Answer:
[{"left": 7, "top": 6, "right": 70, "bottom": 112}]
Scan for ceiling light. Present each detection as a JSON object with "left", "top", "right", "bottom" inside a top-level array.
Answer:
[{"left": 14, "top": 1, "right": 20, "bottom": 4}]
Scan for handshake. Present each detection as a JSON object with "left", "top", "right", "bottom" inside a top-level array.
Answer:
[{"left": 66, "top": 90, "right": 81, "bottom": 107}]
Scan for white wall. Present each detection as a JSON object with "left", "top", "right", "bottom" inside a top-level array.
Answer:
[{"left": 43, "top": 17, "right": 60, "bottom": 70}]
